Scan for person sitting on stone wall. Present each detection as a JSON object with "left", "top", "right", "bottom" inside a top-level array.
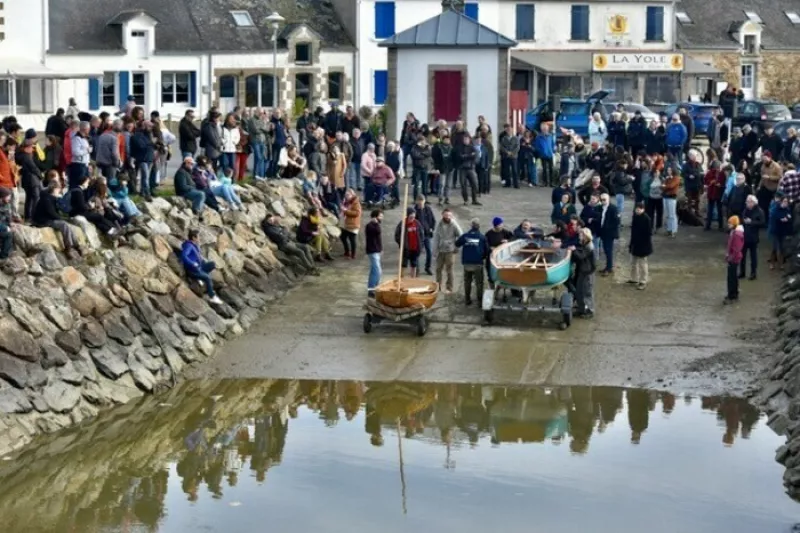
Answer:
[
  {"left": 0, "top": 187, "right": 18, "bottom": 260},
  {"left": 174, "top": 156, "right": 207, "bottom": 217},
  {"left": 296, "top": 206, "right": 332, "bottom": 262},
  {"left": 261, "top": 214, "right": 319, "bottom": 275},
  {"left": 68, "top": 173, "right": 120, "bottom": 238},
  {"left": 181, "top": 228, "right": 223, "bottom": 305},
  {"left": 33, "top": 180, "right": 81, "bottom": 259}
]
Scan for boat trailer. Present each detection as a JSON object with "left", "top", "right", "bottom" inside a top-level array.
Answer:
[
  {"left": 481, "top": 284, "right": 573, "bottom": 329},
  {"left": 363, "top": 299, "right": 431, "bottom": 337}
]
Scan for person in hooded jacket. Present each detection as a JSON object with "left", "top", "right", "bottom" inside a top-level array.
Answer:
[
  {"left": 726, "top": 173, "right": 752, "bottom": 220},
  {"left": 628, "top": 202, "right": 652, "bottom": 289},
  {"left": 665, "top": 115, "right": 688, "bottom": 160},
  {"left": 569, "top": 228, "right": 596, "bottom": 318},
  {"left": 769, "top": 194, "right": 792, "bottom": 270},
  {"left": 627, "top": 111, "right": 647, "bottom": 156},
  {"left": 739, "top": 195, "right": 765, "bottom": 280},
  {"left": 724, "top": 216, "right": 744, "bottom": 304}
]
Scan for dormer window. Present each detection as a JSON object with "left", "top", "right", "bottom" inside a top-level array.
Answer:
[
  {"left": 676, "top": 11, "right": 693, "bottom": 25},
  {"left": 744, "top": 11, "right": 762, "bottom": 24},
  {"left": 231, "top": 10, "right": 254, "bottom": 27},
  {"left": 744, "top": 34, "right": 757, "bottom": 54},
  {"left": 787, "top": 11, "right": 800, "bottom": 25},
  {"left": 295, "top": 43, "right": 311, "bottom": 64}
]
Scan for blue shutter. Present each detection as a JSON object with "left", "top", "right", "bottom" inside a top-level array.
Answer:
[
  {"left": 189, "top": 71, "right": 197, "bottom": 107},
  {"left": 464, "top": 3, "right": 479, "bottom": 21},
  {"left": 118, "top": 71, "right": 130, "bottom": 106},
  {"left": 375, "top": 1, "right": 396, "bottom": 39},
  {"left": 646, "top": 6, "right": 664, "bottom": 41},
  {"left": 88, "top": 78, "right": 100, "bottom": 110},
  {"left": 515, "top": 4, "right": 535, "bottom": 40},
  {"left": 374, "top": 70, "right": 388, "bottom": 105},
  {"left": 571, "top": 5, "right": 589, "bottom": 41}
]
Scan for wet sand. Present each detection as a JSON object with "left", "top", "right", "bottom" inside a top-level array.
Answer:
[{"left": 191, "top": 186, "right": 776, "bottom": 395}]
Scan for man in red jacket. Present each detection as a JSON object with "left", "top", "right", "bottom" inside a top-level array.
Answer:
[{"left": 724, "top": 215, "right": 744, "bottom": 305}]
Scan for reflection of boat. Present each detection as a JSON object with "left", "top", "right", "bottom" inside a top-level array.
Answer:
[
  {"left": 365, "top": 383, "right": 436, "bottom": 420},
  {"left": 490, "top": 239, "right": 571, "bottom": 288},
  {"left": 489, "top": 394, "right": 569, "bottom": 443},
  {"left": 374, "top": 278, "right": 439, "bottom": 309}
]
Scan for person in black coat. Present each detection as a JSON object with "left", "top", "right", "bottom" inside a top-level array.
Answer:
[
  {"left": 179, "top": 109, "right": 201, "bottom": 157},
  {"left": 628, "top": 202, "right": 652, "bottom": 289},
  {"left": 740, "top": 195, "right": 765, "bottom": 280},
  {"left": 598, "top": 193, "right": 620, "bottom": 275}
]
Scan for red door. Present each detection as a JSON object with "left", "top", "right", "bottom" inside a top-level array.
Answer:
[{"left": 433, "top": 70, "right": 462, "bottom": 122}]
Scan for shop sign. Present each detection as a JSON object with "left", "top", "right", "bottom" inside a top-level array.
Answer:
[
  {"left": 605, "top": 14, "right": 630, "bottom": 43},
  {"left": 593, "top": 53, "right": 684, "bottom": 72}
]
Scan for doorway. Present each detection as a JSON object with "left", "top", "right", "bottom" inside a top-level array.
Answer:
[
  {"left": 432, "top": 70, "right": 462, "bottom": 122},
  {"left": 131, "top": 30, "right": 148, "bottom": 59},
  {"left": 219, "top": 75, "right": 238, "bottom": 114},
  {"left": 295, "top": 73, "right": 312, "bottom": 109}
]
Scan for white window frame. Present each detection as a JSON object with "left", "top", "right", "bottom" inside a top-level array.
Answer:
[
  {"left": 295, "top": 42, "right": 312, "bottom": 65},
  {"left": 787, "top": 11, "right": 800, "bottom": 25},
  {"left": 161, "top": 71, "right": 190, "bottom": 104},
  {"left": 132, "top": 72, "right": 147, "bottom": 106},
  {"left": 102, "top": 72, "right": 116, "bottom": 107},
  {"left": 744, "top": 11, "right": 762, "bottom": 24},
  {"left": 327, "top": 72, "right": 343, "bottom": 101},
  {"left": 676, "top": 11, "right": 693, "bottom": 25},
  {"left": 231, "top": 10, "right": 254, "bottom": 27},
  {"left": 740, "top": 64, "right": 754, "bottom": 90}
]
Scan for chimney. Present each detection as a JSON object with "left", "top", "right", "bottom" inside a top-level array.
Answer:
[{"left": 442, "top": 0, "right": 465, "bottom": 14}]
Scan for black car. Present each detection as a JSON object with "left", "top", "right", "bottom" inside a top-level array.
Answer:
[
  {"left": 772, "top": 120, "right": 800, "bottom": 142},
  {"left": 732, "top": 100, "right": 792, "bottom": 133},
  {"left": 791, "top": 103, "right": 800, "bottom": 119}
]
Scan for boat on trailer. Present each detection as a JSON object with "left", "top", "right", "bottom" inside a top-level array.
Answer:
[{"left": 489, "top": 239, "right": 572, "bottom": 288}]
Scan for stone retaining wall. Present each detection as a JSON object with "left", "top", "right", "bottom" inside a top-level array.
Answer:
[{"left": 0, "top": 179, "right": 338, "bottom": 456}]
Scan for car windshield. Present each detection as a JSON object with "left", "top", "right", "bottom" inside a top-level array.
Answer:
[
  {"left": 692, "top": 106, "right": 716, "bottom": 117},
  {"left": 559, "top": 102, "right": 589, "bottom": 116},
  {"left": 765, "top": 104, "right": 790, "bottom": 115}
]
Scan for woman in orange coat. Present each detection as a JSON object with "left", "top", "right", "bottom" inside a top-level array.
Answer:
[
  {"left": 340, "top": 188, "right": 362, "bottom": 259},
  {"left": 327, "top": 144, "right": 348, "bottom": 197}
]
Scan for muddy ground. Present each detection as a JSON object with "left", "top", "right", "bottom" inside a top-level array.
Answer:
[{"left": 188, "top": 185, "right": 777, "bottom": 396}]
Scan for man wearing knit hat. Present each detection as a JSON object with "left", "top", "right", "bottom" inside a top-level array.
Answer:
[
  {"left": 485, "top": 216, "right": 513, "bottom": 288},
  {"left": 432, "top": 208, "right": 462, "bottom": 293},
  {"left": 724, "top": 215, "right": 744, "bottom": 304},
  {"left": 456, "top": 218, "right": 488, "bottom": 306}
]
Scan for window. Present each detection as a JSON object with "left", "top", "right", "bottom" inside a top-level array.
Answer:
[
  {"left": 0, "top": 79, "right": 53, "bottom": 114},
  {"left": 132, "top": 72, "right": 146, "bottom": 105},
  {"left": 219, "top": 75, "right": 236, "bottom": 98},
  {"left": 464, "top": 2, "right": 479, "bottom": 21},
  {"left": 295, "top": 73, "right": 312, "bottom": 108},
  {"left": 161, "top": 72, "right": 189, "bottom": 104},
  {"left": 328, "top": 72, "right": 343, "bottom": 101},
  {"left": 374, "top": 1, "right": 395, "bottom": 39},
  {"left": 646, "top": 6, "right": 664, "bottom": 41},
  {"left": 744, "top": 11, "right": 762, "bottom": 24},
  {"left": 676, "top": 11, "right": 693, "bottom": 25},
  {"left": 787, "top": 11, "right": 800, "bottom": 25},
  {"left": 245, "top": 74, "right": 276, "bottom": 107},
  {"left": 744, "top": 35, "right": 757, "bottom": 54},
  {"left": 570, "top": 5, "right": 590, "bottom": 41},
  {"left": 373, "top": 70, "right": 388, "bottom": 105},
  {"left": 741, "top": 64, "right": 754, "bottom": 90},
  {"left": 231, "top": 11, "right": 254, "bottom": 27},
  {"left": 102, "top": 72, "right": 115, "bottom": 106},
  {"left": 131, "top": 30, "right": 145, "bottom": 38},
  {"left": 516, "top": 4, "right": 535, "bottom": 40},
  {"left": 295, "top": 43, "right": 311, "bottom": 64}
]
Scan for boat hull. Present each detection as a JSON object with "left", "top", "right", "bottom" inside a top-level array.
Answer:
[
  {"left": 490, "top": 240, "right": 571, "bottom": 288},
  {"left": 374, "top": 278, "right": 439, "bottom": 309}
]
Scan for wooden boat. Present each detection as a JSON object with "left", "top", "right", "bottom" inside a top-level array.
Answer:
[
  {"left": 374, "top": 278, "right": 439, "bottom": 309},
  {"left": 490, "top": 239, "right": 571, "bottom": 288}
]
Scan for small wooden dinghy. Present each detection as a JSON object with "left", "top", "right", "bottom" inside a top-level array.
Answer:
[
  {"left": 374, "top": 278, "right": 439, "bottom": 309},
  {"left": 490, "top": 239, "right": 571, "bottom": 288}
]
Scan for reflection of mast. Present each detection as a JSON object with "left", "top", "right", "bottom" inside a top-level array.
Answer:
[{"left": 396, "top": 418, "right": 407, "bottom": 515}]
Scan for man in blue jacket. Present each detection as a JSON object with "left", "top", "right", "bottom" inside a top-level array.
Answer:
[
  {"left": 181, "top": 229, "right": 224, "bottom": 305},
  {"left": 665, "top": 114, "right": 688, "bottom": 162},
  {"left": 456, "top": 218, "right": 488, "bottom": 306},
  {"left": 129, "top": 121, "right": 156, "bottom": 201},
  {"left": 534, "top": 124, "right": 556, "bottom": 187}
]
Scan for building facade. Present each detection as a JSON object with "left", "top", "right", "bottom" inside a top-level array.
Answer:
[{"left": 677, "top": 0, "right": 800, "bottom": 103}]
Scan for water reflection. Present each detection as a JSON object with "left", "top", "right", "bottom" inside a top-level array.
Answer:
[{"left": 0, "top": 380, "right": 782, "bottom": 533}]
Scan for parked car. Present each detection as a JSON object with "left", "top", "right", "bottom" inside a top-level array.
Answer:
[
  {"left": 790, "top": 103, "right": 800, "bottom": 119},
  {"left": 772, "top": 120, "right": 800, "bottom": 142},
  {"left": 525, "top": 90, "right": 612, "bottom": 137},
  {"left": 731, "top": 100, "right": 792, "bottom": 133},
  {"left": 603, "top": 102, "right": 659, "bottom": 123},
  {"left": 662, "top": 102, "right": 721, "bottom": 138}
]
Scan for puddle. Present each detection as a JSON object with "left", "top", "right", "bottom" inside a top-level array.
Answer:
[{"left": 0, "top": 379, "right": 797, "bottom": 532}]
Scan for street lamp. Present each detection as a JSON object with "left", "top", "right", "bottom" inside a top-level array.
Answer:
[{"left": 265, "top": 11, "right": 285, "bottom": 109}]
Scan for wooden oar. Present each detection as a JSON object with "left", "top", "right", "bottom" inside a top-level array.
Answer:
[{"left": 396, "top": 182, "right": 410, "bottom": 284}]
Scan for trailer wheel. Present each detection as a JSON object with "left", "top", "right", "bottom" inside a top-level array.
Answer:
[
  {"left": 559, "top": 293, "right": 572, "bottom": 329},
  {"left": 416, "top": 316, "right": 428, "bottom": 336},
  {"left": 363, "top": 313, "right": 373, "bottom": 333}
]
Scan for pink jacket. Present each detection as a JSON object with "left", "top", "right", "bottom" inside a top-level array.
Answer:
[
  {"left": 371, "top": 165, "right": 395, "bottom": 187},
  {"left": 726, "top": 226, "right": 744, "bottom": 264},
  {"left": 361, "top": 152, "right": 376, "bottom": 177}
]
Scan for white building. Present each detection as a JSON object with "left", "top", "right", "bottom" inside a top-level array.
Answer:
[
  {"left": 4, "top": 0, "right": 355, "bottom": 128},
  {"left": 332, "top": 0, "right": 719, "bottom": 110},
  {"left": 379, "top": 8, "right": 515, "bottom": 140}
]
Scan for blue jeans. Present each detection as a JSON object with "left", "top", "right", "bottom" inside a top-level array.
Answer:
[
  {"left": 348, "top": 163, "right": 360, "bottom": 190},
  {"left": 664, "top": 197, "right": 678, "bottom": 233},
  {"left": 592, "top": 237, "right": 601, "bottom": 261},
  {"left": 183, "top": 189, "right": 206, "bottom": 214},
  {"left": 501, "top": 157, "right": 518, "bottom": 188},
  {"left": 705, "top": 199, "right": 723, "bottom": 229},
  {"left": 368, "top": 253, "right": 382, "bottom": 291},
  {"left": 601, "top": 237, "right": 615, "bottom": 271},
  {"left": 211, "top": 184, "right": 242, "bottom": 206},
  {"left": 422, "top": 237, "right": 432, "bottom": 271},
  {"left": 252, "top": 142, "right": 267, "bottom": 178},
  {"left": 372, "top": 184, "right": 388, "bottom": 203},
  {"left": 221, "top": 153, "right": 235, "bottom": 173},
  {"left": 402, "top": 143, "right": 413, "bottom": 172},
  {"left": 412, "top": 168, "right": 427, "bottom": 199},
  {"left": 187, "top": 261, "right": 216, "bottom": 297},
  {"left": 137, "top": 162, "right": 152, "bottom": 197},
  {"left": 116, "top": 197, "right": 141, "bottom": 220},
  {"left": 525, "top": 159, "right": 537, "bottom": 185},
  {"left": 362, "top": 176, "right": 373, "bottom": 203},
  {"left": 615, "top": 193, "right": 625, "bottom": 220}
]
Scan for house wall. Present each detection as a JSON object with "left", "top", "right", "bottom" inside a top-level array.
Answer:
[
  {"left": 687, "top": 51, "right": 800, "bottom": 103},
  {"left": 393, "top": 48, "right": 499, "bottom": 140},
  {"left": 0, "top": 0, "right": 45, "bottom": 59}
]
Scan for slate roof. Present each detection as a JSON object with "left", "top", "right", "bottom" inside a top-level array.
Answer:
[
  {"left": 677, "top": 0, "right": 800, "bottom": 51},
  {"left": 48, "top": 0, "right": 354, "bottom": 54},
  {"left": 379, "top": 9, "right": 516, "bottom": 48}
]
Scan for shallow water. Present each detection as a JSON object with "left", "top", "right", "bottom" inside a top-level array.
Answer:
[{"left": 0, "top": 379, "right": 797, "bottom": 533}]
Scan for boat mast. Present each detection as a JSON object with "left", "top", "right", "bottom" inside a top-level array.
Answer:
[{"left": 396, "top": 183, "right": 410, "bottom": 285}]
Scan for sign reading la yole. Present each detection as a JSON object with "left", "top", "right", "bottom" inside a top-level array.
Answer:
[{"left": 593, "top": 53, "right": 684, "bottom": 72}]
